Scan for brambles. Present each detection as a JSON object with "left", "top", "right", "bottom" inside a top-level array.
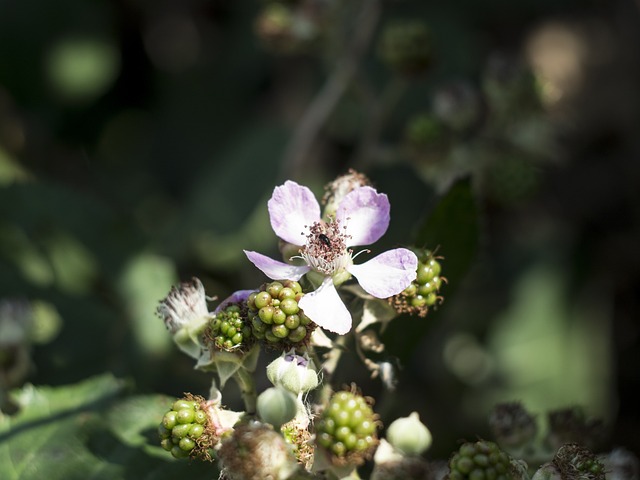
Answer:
[
  {"left": 247, "top": 280, "right": 314, "bottom": 348},
  {"left": 315, "top": 389, "right": 379, "bottom": 466},
  {"left": 205, "top": 303, "right": 253, "bottom": 352},
  {"left": 158, "top": 396, "right": 213, "bottom": 460}
]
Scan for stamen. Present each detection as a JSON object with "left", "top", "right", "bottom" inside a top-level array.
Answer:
[{"left": 300, "top": 219, "right": 352, "bottom": 276}]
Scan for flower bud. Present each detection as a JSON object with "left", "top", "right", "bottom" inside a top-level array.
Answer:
[
  {"left": 266, "top": 351, "right": 319, "bottom": 394},
  {"left": 257, "top": 387, "right": 298, "bottom": 429},
  {"left": 386, "top": 412, "right": 432, "bottom": 455}
]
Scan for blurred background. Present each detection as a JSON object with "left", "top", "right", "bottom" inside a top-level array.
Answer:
[{"left": 1, "top": 0, "right": 639, "bottom": 461}]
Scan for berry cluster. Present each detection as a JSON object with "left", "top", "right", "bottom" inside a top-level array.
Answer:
[
  {"left": 448, "top": 440, "right": 516, "bottom": 480},
  {"left": 247, "top": 281, "right": 313, "bottom": 347},
  {"left": 389, "top": 249, "right": 444, "bottom": 317},
  {"left": 158, "top": 397, "right": 211, "bottom": 460},
  {"left": 315, "top": 390, "right": 379, "bottom": 465},
  {"left": 205, "top": 303, "right": 252, "bottom": 352}
]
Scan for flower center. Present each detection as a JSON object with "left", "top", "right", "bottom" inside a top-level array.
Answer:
[{"left": 299, "top": 220, "right": 351, "bottom": 276}]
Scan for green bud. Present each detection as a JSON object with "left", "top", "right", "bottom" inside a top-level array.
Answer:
[
  {"left": 257, "top": 387, "right": 298, "bottom": 428},
  {"left": 386, "top": 412, "right": 432, "bottom": 455},
  {"left": 266, "top": 351, "right": 319, "bottom": 394}
]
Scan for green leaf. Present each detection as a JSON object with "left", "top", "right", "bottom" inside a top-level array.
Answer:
[
  {"left": 0, "top": 374, "right": 126, "bottom": 480},
  {"left": 413, "top": 176, "right": 479, "bottom": 296},
  {"left": 0, "top": 375, "right": 216, "bottom": 480},
  {"left": 384, "top": 177, "right": 480, "bottom": 360}
]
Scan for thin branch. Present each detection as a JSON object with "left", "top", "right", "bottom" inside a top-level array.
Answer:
[{"left": 281, "top": 0, "right": 382, "bottom": 178}]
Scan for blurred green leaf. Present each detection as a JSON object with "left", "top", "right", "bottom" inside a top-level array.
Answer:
[
  {"left": 0, "top": 375, "right": 216, "bottom": 480},
  {"left": 118, "top": 253, "right": 176, "bottom": 357}
]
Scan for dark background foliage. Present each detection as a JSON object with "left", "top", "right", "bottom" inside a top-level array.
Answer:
[{"left": 1, "top": 0, "right": 639, "bottom": 465}]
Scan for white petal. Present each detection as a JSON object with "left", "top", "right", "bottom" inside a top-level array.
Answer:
[
  {"left": 336, "top": 186, "right": 390, "bottom": 246},
  {"left": 268, "top": 180, "right": 321, "bottom": 246},
  {"left": 244, "top": 250, "right": 310, "bottom": 281},
  {"left": 298, "top": 277, "right": 352, "bottom": 335},
  {"left": 348, "top": 248, "right": 418, "bottom": 298}
]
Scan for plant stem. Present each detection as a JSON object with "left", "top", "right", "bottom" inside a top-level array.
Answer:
[
  {"left": 233, "top": 367, "right": 257, "bottom": 414},
  {"left": 282, "top": 0, "right": 382, "bottom": 178}
]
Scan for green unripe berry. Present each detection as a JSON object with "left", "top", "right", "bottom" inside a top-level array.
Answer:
[
  {"left": 247, "top": 292, "right": 257, "bottom": 309},
  {"left": 284, "top": 314, "right": 300, "bottom": 329},
  {"left": 252, "top": 317, "right": 267, "bottom": 334},
  {"left": 427, "top": 258, "right": 441, "bottom": 276},
  {"left": 266, "top": 281, "right": 283, "bottom": 298},
  {"left": 189, "top": 423, "right": 204, "bottom": 438},
  {"left": 272, "top": 308, "right": 287, "bottom": 324},
  {"left": 416, "top": 264, "right": 435, "bottom": 284},
  {"left": 254, "top": 291, "right": 272, "bottom": 309},
  {"left": 160, "top": 438, "right": 173, "bottom": 451},
  {"left": 272, "top": 324, "right": 289, "bottom": 338},
  {"left": 318, "top": 432, "right": 332, "bottom": 448},
  {"left": 158, "top": 424, "right": 171, "bottom": 439},
  {"left": 332, "top": 442, "right": 347, "bottom": 457},
  {"left": 171, "top": 445, "right": 190, "bottom": 459},
  {"left": 231, "top": 332, "right": 243, "bottom": 344},
  {"left": 265, "top": 330, "right": 280, "bottom": 343},
  {"left": 172, "top": 399, "right": 193, "bottom": 411},
  {"left": 286, "top": 326, "right": 304, "bottom": 343},
  {"left": 403, "top": 284, "right": 418, "bottom": 296},
  {"left": 280, "top": 298, "right": 299, "bottom": 315},
  {"left": 425, "top": 292, "right": 438, "bottom": 306},
  {"left": 176, "top": 408, "right": 195, "bottom": 424},
  {"left": 172, "top": 423, "right": 191, "bottom": 439},
  {"left": 179, "top": 437, "right": 196, "bottom": 452},
  {"left": 284, "top": 280, "right": 302, "bottom": 294},
  {"left": 278, "top": 287, "right": 295, "bottom": 300},
  {"left": 259, "top": 306, "right": 274, "bottom": 324},
  {"left": 163, "top": 411, "right": 178, "bottom": 429}
]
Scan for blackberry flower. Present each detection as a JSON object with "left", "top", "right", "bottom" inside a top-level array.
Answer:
[{"left": 244, "top": 181, "right": 417, "bottom": 334}]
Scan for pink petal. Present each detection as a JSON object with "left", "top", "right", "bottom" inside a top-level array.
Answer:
[
  {"left": 348, "top": 248, "right": 418, "bottom": 298},
  {"left": 268, "top": 181, "right": 321, "bottom": 246},
  {"left": 336, "top": 186, "right": 390, "bottom": 246},
  {"left": 298, "top": 277, "right": 352, "bottom": 335},
  {"left": 244, "top": 250, "right": 310, "bottom": 281}
]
